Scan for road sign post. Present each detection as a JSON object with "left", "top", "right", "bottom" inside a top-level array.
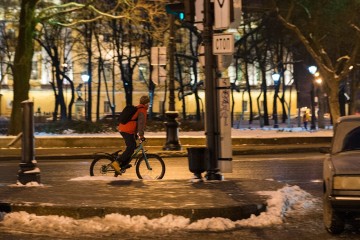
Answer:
[
  {"left": 203, "top": 0, "right": 223, "bottom": 180},
  {"left": 217, "top": 78, "right": 232, "bottom": 173}
]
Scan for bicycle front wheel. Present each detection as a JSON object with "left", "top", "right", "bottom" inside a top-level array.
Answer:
[
  {"left": 136, "top": 154, "right": 165, "bottom": 180},
  {"left": 90, "top": 156, "right": 116, "bottom": 177}
]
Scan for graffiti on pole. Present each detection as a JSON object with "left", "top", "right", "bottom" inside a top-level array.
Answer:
[{"left": 217, "top": 77, "right": 232, "bottom": 173}]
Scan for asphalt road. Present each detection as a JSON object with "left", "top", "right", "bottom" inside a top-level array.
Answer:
[{"left": 1, "top": 153, "right": 360, "bottom": 239}]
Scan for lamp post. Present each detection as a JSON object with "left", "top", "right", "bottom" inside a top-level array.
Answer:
[
  {"left": 81, "top": 74, "right": 89, "bottom": 121},
  {"left": 163, "top": 14, "right": 181, "bottom": 151},
  {"left": 62, "top": 63, "right": 69, "bottom": 105},
  {"left": 308, "top": 66, "right": 317, "bottom": 130},
  {"left": 0, "top": 93, "right": 2, "bottom": 116},
  {"left": 271, "top": 72, "right": 280, "bottom": 128},
  {"left": 314, "top": 77, "right": 324, "bottom": 128}
]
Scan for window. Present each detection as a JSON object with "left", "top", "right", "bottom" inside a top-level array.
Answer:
[
  {"left": 31, "top": 61, "right": 38, "bottom": 79},
  {"left": 103, "top": 63, "right": 112, "bottom": 82},
  {"left": 242, "top": 100, "right": 248, "bottom": 112},
  {"left": 343, "top": 127, "right": 360, "bottom": 151},
  {"left": 104, "top": 101, "right": 111, "bottom": 113},
  {"left": 138, "top": 63, "right": 148, "bottom": 83}
]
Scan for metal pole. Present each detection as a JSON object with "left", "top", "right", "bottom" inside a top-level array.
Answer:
[
  {"left": 163, "top": 14, "right": 181, "bottom": 150},
  {"left": 204, "top": 0, "right": 222, "bottom": 180},
  {"left": 0, "top": 93, "right": 2, "bottom": 116},
  {"left": 85, "top": 83, "right": 87, "bottom": 121},
  {"left": 273, "top": 83, "right": 279, "bottom": 128},
  {"left": 18, "top": 100, "right": 40, "bottom": 185},
  {"left": 310, "top": 83, "right": 316, "bottom": 130}
]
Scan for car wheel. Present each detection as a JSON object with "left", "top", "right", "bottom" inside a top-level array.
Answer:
[{"left": 323, "top": 192, "right": 345, "bottom": 234}]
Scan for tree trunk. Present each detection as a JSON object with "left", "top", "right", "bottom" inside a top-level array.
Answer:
[
  {"left": 9, "top": 0, "right": 39, "bottom": 135},
  {"left": 325, "top": 75, "right": 341, "bottom": 124}
]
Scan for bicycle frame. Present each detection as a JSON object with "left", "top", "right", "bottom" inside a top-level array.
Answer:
[
  {"left": 131, "top": 141, "right": 152, "bottom": 170},
  {"left": 92, "top": 141, "right": 152, "bottom": 171}
]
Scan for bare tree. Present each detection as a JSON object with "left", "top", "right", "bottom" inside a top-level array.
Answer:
[
  {"left": 273, "top": 0, "right": 360, "bottom": 124},
  {"left": 35, "top": 23, "right": 77, "bottom": 121},
  {"left": 8, "top": 0, "right": 167, "bottom": 134}
]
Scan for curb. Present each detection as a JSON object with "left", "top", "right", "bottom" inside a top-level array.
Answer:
[
  {"left": 0, "top": 202, "right": 265, "bottom": 222},
  {"left": 0, "top": 144, "right": 328, "bottom": 161}
]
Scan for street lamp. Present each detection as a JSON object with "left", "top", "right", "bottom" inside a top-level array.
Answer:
[
  {"left": 163, "top": 14, "right": 181, "bottom": 151},
  {"left": 308, "top": 65, "right": 317, "bottom": 75},
  {"left": 271, "top": 72, "right": 281, "bottom": 128},
  {"left": 308, "top": 66, "right": 317, "bottom": 130},
  {"left": 81, "top": 74, "right": 89, "bottom": 120}
]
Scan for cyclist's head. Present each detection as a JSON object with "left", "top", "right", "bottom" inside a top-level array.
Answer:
[{"left": 140, "top": 95, "right": 150, "bottom": 105}]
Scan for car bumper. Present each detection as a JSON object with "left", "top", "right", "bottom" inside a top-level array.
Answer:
[{"left": 330, "top": 195, "right": 360, "bottom": 211}]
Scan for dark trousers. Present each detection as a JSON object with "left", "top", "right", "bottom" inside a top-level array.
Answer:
[{"left": 119, "top": 132, "right": 136, "bottom": 166}]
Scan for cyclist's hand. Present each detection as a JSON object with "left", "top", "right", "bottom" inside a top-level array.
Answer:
[{"left": 139, "top": 136, "right": 146, "bottom": 142}]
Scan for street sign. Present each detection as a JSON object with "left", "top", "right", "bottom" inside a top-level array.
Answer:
[
  {"left": 195, "top": 0, "right": 204, "bottom": 30},
  {"left": 151, "top": 66, "right": 167, "bottom": 85},
  {"left": 151, "top": 47, "right": 167, "bottom": 66},
  {"left": 214, "top": 0, "right": 231, "bottom": 29},
  {"left": 217, "top": 55, "right": 233, "bottom": 71},
  {"left": 213, "top": 33, "right": 234, "bottom": 55}
]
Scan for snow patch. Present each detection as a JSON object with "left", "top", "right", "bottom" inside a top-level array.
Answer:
[{"left": 0, "top": 185, "right": 318, "bottom": 235}]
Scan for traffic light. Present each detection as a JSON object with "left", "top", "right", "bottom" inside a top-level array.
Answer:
[{"left": 166, "top": 0, "right": 195, "bottom": 22}]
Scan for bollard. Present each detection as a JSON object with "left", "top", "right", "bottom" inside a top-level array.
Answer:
[{"left": 17, "top": 100, "right": 41, "bottom": 185}]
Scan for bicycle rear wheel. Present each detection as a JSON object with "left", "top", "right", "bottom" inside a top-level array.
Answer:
[
  {"left": 90, "top": 156, "right": 116, "bottom": 177},
  {"left": 135, "top": 154, "right": 165, "bottom": 179}
]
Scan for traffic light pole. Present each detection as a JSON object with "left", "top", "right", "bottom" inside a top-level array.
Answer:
[{"left": 203, "top": 0, "right": 222, "bottom": 180}]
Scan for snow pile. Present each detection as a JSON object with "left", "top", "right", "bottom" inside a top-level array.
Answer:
[
  {"left": 0, "top": 185, "right": 318, "bottom": 235},
  {"left": 235, "top": 185, "right": 317, "bottom": 227},
  {"left": 8, "top": 181, "right": 44, "bottom": 187}
]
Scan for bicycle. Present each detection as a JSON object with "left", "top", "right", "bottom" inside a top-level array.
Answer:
[{"left": 89, "top": 140, "right": 166, "bottom": 179}]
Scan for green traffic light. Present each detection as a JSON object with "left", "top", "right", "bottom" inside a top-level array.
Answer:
[{"left": 166, "top": 3, "right": 185, "bottom": 20}]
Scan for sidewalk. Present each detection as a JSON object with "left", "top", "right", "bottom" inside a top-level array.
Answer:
[
  {"left": 0, "top": 128, "right": 332, "bottom": 222},
  {"left": 0, "top": 178, "right": 286, "bottom": 222}
]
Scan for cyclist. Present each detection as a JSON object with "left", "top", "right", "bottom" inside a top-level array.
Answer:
[{"left": 111, "top": 95, "right": 150, "bottom": 174}]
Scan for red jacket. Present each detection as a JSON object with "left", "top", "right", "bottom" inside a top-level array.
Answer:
[{"left": 118, "top": 104, "right": 148, "bottom": 135}]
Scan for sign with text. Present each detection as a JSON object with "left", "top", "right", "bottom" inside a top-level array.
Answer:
[{"left": 213, "top": 33, "right": 234, "bottom": 55}]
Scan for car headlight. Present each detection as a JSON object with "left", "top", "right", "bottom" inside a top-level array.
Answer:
[{"left": 333, "top": 176, "right": 360, "bottom": 190}]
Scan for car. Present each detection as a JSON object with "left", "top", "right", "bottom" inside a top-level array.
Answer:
[{"left": 323, "top": 115, "right": 360, "bottom": 234}]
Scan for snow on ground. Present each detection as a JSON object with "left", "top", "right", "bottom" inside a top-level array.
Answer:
[
  {"left": 0, "top": 185, "right": 318, "bottom": 236},
  {"left": 0, "top": 126, "right": 325, "bottom": 235},
  {"left": 33, "top": 127, "right": 333, "bottom": 138}
]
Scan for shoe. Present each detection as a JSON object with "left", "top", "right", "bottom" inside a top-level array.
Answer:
[
  {"left": 121, "top": 164, "right": 132, "bottom": 170},
  {"left": 110, "top": 161, "right": 121, "bottom": 173}
]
